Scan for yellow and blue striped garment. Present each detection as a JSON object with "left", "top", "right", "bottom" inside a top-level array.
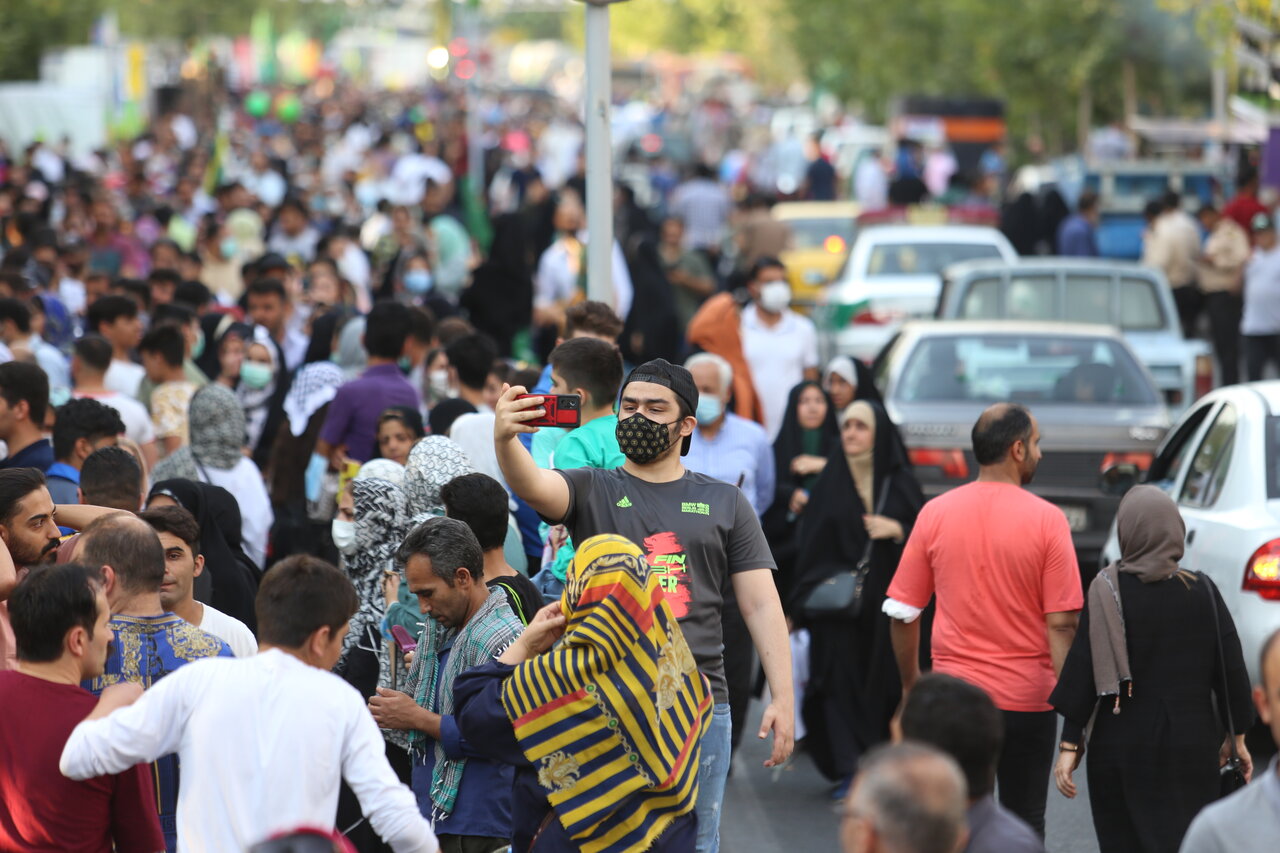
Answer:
[{"left": 501, "top": 534, "right": 712, "bottom": 853}]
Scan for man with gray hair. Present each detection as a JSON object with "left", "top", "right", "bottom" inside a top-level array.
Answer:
[
  {"left": 842, "top": 742, "right": 969, "bottom": 853},
  {"left": 685, "top": 350, "right": 777, "bottom": 756},
  {"left": 367, "top": 516, "right": 524, "bottom": 849},
  {"left": 684, "top": 352, "right": 775, "bottom": 518}
]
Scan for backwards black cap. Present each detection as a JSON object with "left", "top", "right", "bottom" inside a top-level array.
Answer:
[{"left": 621, "top": 358, "right": 698, "bottom": 456}]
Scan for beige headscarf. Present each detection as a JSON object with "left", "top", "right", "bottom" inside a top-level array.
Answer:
[
  {"left": 1087, "top": 485, "right": 1186, "bottom": 711},
  {"left": 841, "top": 401, "right": 876, "bottom": 511}
]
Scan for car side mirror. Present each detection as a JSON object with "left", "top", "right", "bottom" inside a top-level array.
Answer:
[{"left": 1100, "top": 463, "right": 1140, "bottom": 497}]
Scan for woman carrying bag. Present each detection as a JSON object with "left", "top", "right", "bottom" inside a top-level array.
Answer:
[
  {"left": 791, "top": 399, "right": 923, "bottom": 790},
  {"left": 1050, "top": 485, "right": 1254, "bottom": 853}
]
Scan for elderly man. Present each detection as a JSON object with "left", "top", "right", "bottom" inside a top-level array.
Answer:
[
  {"left": 841, "top": 743, "right": 969, "bottom": 853},
  {"left": 684, "top": 352, "right": 775, "bottom": 518}
]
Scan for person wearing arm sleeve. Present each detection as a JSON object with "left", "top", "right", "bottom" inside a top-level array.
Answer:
[
  {"left": 340, "top": 692, "right": 439, "bottom": 853},
  {"left": 726, "top": 491, "right": 794, "bottom": 766},
  {"left": 445, "top": 662, "right": 530, "bottom": 765},
  {"left": 61, "top": 673, "right": 191, "bottom": 781},
  {"left": 885, "top": 510, "right": 936, "bottom": 693}
]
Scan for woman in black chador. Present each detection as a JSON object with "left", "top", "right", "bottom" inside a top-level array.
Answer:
[{"left": 792, "top": 399, "right": 923, "bottom": 784}]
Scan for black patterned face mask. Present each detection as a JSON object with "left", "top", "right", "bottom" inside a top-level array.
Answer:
[{"left": 615, "top": 413, "right": 677, "bottom": 464}]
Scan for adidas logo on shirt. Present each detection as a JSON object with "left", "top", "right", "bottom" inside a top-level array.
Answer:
[{"left": 616, "top": 496, "right": 633, "bottom": 508}]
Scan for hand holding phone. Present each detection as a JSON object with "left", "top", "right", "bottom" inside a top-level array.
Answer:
[{"left": 516, "top": 393, "right": 582, "bottom": 429}]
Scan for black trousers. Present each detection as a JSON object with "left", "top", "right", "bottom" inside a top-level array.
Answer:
[
  {"left": 1204, "top": 291, "right": 1242, "bottom": 387},
  {"left": 996, "top": 709, "right": 1057, "bottom": 837},
  {"left": 1172, "top": 285, "right": 1203, "bottom": 340},
  {"left": 1244, "top": 333, "right": 1280, "bottom": 382}
]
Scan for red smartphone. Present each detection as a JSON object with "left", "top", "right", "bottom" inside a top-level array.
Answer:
[
  {"left": 390, "top": 625, "right": 418, "bottom": 655},
  {"left": 517, "top": 393, "right": 582, "bottom": 428}
]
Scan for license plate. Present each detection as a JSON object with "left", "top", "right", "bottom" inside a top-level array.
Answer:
[{"left": 1057, "top": 505, "right": 1088, "bottom": 532}]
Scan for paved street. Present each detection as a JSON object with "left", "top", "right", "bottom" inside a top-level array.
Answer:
[{"left": 723, "top": 700, "right": 1101, "bottom": 853}]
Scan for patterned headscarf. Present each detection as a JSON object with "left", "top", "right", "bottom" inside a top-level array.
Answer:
[
  {"left": 402, "top": 436, "right": 476, "bottom": 522},
  {"left": 337, "top": 477, "right": 408, "bottom": 672},
  {"left": 355, "top": 458, "right": 405, "bottom": 487},
  {"left": 501, "top": 535, "right": 712, "bottom": 853},
  {"left": 152, "top": 384, "right": 247, "bottom": 481},
  {"left": 284, "top": 361, "right": 345, "bottom": 437}
]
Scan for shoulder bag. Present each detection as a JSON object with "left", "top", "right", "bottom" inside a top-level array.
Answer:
[
  {"left": 1200, "top": 572, "right": 1248, "bottom": 798},
  {"left": 802, "top": 478, "right": 891, "bottom": 622}
]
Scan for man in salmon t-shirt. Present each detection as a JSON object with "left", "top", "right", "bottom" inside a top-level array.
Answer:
[{"left": 883, "top": 402, "right": 1082, "bottom": 838}]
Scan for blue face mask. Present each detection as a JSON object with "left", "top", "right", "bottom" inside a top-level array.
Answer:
[
  {"left": 398, "top": 356, "right": 413, "bottom": 373},
  {"left": 220, "top": 237, "right": 238, "bottom": 259},
  {"left": 404, "top": 269, "right": 433, "bottom": 295},
  {"left": 191, "top": 329, "right": 206, "bottom": 360},
  {"left": 696, "top": 395, "right": 724, "bottom": 424}
]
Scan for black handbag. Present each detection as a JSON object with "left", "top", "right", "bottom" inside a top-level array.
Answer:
[
  {"left": 1201, "top": 572, "right": 1248, "bottom": 798},
  {"left": 802, "top": 478, "right": 891, "bottom": 621}
]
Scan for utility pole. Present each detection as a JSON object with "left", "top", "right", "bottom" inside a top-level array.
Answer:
[{"left": 576, "top": 0, "right": 629, "bottom": 306}]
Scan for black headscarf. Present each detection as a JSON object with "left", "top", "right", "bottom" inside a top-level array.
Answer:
[
  {"left": 304, "top": 308, "right": 353, "bottom": 366},
  {"left": 771, "top": 380, "right": 840, "bottom": 497},
  {"left": 823, "top": 355, "right": 884, "bottom": 407},
  {"left": 195, "top": 317, "right": 253, "bottom": 382},
  {"left": 791, "top": 400, "right": 919, "bottom": 610},
  {"left": 149, "top": 478, "right": 261, "bottom": 634}
]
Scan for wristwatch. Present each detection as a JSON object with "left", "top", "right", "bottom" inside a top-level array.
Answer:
[{"left": 1059, "top": 741, "right": 1081, "bottom": 753}]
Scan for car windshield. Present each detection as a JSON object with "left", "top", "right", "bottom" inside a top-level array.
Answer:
[
  {"left": 787, "top": 218, "right": 856, "bottom": 251},
  {"left": 896, "top": 333, "right": 1159, "bottom": 405},
  {"left": 956, "top": 273, "right": 1166, "bottom": 330},
  {"left": 866, "top": 242, "right": 1004, "bottom": 278}
]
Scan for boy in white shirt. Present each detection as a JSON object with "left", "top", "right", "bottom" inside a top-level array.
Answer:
[
  {"left": 142, "top": 505, "right": 257, "bottom": 658},
  {"left": 61, "top": 554, "right": 437, "bottom": 853}
]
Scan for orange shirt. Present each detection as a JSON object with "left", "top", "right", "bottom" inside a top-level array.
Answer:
[{"left": 888, "top": 482, "right": 1083, "bottom": 712}]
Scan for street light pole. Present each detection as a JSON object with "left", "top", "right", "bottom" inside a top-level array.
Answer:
[{"left": 578, "top": 0, "right": 627, "bottom": 306}]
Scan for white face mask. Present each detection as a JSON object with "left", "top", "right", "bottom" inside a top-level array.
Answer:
[
  {"left": 331, "top": 519, "right": 357, "bottom": 555},
  {"left": 429, "top": 368, "right": 453, "bottom": 397},
  {"left": 759, "top": 280, "right": 792, "bottom": 313}
]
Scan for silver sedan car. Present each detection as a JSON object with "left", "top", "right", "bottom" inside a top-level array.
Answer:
[{"left": 876, "top": 320, "right": 1171, "bottom": 569}]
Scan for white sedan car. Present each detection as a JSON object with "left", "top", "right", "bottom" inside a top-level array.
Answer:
[
  {"left": 1099, "top": 381, "right": 1280, "bottom": 684},
  {"left": 815, "top": 224, "right": 1018, "bottom": 363}
]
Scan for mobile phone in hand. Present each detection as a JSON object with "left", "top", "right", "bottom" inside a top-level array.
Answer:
[
  {"left": 516, "top": 394, "right": 582, "bottom": 428},
  {"left": 390, "top": 625, "right": 418, "bottom": 654}
]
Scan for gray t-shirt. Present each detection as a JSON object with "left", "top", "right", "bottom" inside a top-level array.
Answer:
[
  {"left": 553, "top": 466, "right": 777, "bottom": 702},
  {"left": 1242, "top": 246, "right": 1280, "bottom": 335},
  {"left": 966, "top": 795, "right": 1044, "bottom": 853},
  {"left": 1179, "top": 760, "right": 1280, "bottom": 853}
]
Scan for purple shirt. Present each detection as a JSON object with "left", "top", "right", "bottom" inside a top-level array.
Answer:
[{"left": 319, "top": 364, "right": 421, "bottom": 462}]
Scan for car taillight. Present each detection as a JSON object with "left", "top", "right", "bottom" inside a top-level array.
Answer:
[
  {"left": 1245, "top": 540, "right": 1280, "bottom": 600},
  {"left": 1195, "top": 354, "right": 1214, "bottom": 398},
  {"left": 909, "top": 448, "right": 970, "bottom": 479},
  {"left": 1101, "top": 452, "right": 1153, "bottom": 472},
  {"left": 850, "top": 309, "right": 884, "bottom": 325}
]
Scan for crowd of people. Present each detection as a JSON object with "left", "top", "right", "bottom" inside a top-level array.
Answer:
[{"left": 0, "top": 80, "right": 1275, "bottom": 853}]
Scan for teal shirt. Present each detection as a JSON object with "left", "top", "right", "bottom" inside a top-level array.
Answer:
[
  {"left": 541, "top": 415, "right": 624, "bottom": 581},
  {"left": 550, "top": 414, "right": 624, "bottom": 470}
]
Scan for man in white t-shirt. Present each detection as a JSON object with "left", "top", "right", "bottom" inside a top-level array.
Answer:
[
  {"left": 142, "top": 504, "right": 257, "bottom": 658},
  {"left": 71, "top": 335, "right": 158, "bottom": 468},
  {"left": 739, "top": 256, "right": 819, "bottom": 440},
  {"left": 87, "top": 296, "right": 146, "bottom": 401}
]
